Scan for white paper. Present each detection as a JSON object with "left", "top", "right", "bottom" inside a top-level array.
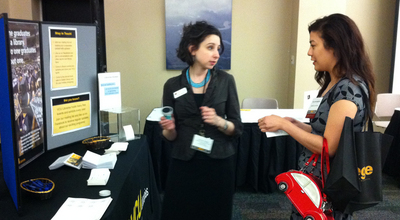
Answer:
[
  {"left": 51, "top": 197, "right": 112, "bottom": 220},
  {"left": 82, "top": 151, "right": 101, "bottom": 167},
  {"left": 82, "top": 151, "right": 117, "bottom": 169},
  {"left": 98, "top": 72, "right": 121, "bottom": 111},
  {"left": 87, "top": 168, "right": 110, "bottom": 186},
  {"left": 48, "top": 153, "right": 82, "bottom": 170},
  {"left": 303, "top": 90, "right": 319, "bottom": 109},
  {"left": 240, "top": 109, "right": 308, "bottom": 123},
  {"left": 123, "top": 125, "right": 135, "bottom": 140},
  {"left": 96, "top": 153, "right": 117, "bottom": 169},
  {"left": 108, "top": 142, "right": 128, "bottom": 151},
  {"left": 240, "top": 109, "right": 309, "bottom": 138},
  {"left": 146, "top": 107, "right": 163, "bottom": 121},
  {"left": 48, "top": 154, "right": 70, "bottom": 170}
]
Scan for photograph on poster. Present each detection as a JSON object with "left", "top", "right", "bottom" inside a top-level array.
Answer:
[
  {"left": 165, "top": 0, "right": 232, "bottom": 70},
  {"left": 8, "top": 20, "right": 44, "bottom": 167}
]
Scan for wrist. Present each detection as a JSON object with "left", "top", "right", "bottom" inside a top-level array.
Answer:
[
  {"left": 223, "top": 119, "right": 228, "bottom": 131},
  {"left": 218, "top": 117, "right": 227, "bottom": 130},
  {"left": 281, "top": 119, "right": 291, "bottom": 132}
]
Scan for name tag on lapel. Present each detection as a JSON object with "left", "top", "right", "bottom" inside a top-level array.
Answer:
[{"left": 173, "top": 87, "right": 187, "bottom": 99}]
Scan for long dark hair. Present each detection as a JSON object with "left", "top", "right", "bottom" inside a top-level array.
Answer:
[
  {"left": 308, "top": 13, "right": 376, "bottom": 111},
  {"left": 176, "top": 21, "right": 224, "bottom": 66}
]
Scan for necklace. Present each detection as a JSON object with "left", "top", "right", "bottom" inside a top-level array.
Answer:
[{"left": 186, "top": 69, "right": 210, "bottom": 88}]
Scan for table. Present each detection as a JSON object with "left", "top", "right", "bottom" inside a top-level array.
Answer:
[
  {"left": 0, "top": 137, "right": 161, "bottom": 219},
  {"left": 383, "top": 109, "right": 400, "bottom": 177},
  {"left": 144, "top": 120, "right": 303, "bottom": 193}
]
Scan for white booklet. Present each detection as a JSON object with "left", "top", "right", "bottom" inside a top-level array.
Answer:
[
  {"left": 87, "top": 168, "right": 110, "bottom": 186},
  {"left": 51, "top": 197, "right": 112, "bottom": 220},
  {"left": 82, "top": 150, "right": 117, "bottom": 169},
  {"left": 104, "top": 142, "right": 128, "bottom": 154},
  {"left": 49, "top": 153, "right": 83, "bottom": 170}
]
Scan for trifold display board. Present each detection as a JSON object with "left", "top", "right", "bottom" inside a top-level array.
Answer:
[
  {"left": 41, "top": 23, "right": 98, "bottom": 150},
  {"left": 0, "top": 13, "right": 98, "bottom": 212}
]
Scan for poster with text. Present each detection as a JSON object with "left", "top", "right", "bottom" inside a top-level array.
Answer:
[
  {"left": 49, "top": 27, "right": 78, "bottom": 90},
  {"left": 51, "top": 93, "right": 91, "bottom": 136},
  {"left": 98, "top": 72, "right": 121, "bottom": 111},
  {"left": 8, "top": 20, "right": 44, "bottom": 168}
]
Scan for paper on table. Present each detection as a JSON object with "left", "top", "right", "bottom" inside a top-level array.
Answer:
[
  {"left": 51, "top": 197, "right": 112, "bottom": 220},
  {"left": 48, "top": 153, "right": 83, "bottom": 170},
  {"left": 48, "top": 154, "right": 71, "bottom": 170},
  {"left": 240, "top": 109, "right": 308, "bottom": 138},
  {"left": 106, "top": 142, "right": 128, "bottom": 151},
  {"left": 87, "top": 168, "right": 110, "bottom": 186},
  {"left": 146, "top": 107, "right": 163, "bottom": 121},
  {"left": 82, "top": 151, "right": 117, "bottom": 169}
]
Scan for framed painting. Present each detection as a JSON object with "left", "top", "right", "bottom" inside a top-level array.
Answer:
[{"left": 165, "top": 0, "right": 232, "bottom": 70}]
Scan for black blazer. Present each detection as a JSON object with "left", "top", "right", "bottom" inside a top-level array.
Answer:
[{"left": 162, "top": 67, "right": 243, "bottom": 160}]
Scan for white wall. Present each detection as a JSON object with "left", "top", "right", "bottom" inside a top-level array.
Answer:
[
  {"left": 293, "top": 0, "right": 396, "bottom": 108},
  {"left": 104, "top": 0, "right": 298, "bottom": 131}
]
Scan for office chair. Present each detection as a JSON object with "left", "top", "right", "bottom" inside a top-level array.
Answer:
[
  {"left": 374, "top": 93, "right": 400, "bottom": 128},
  {"left": 241, "top": 97, "right": 279, "bottom": 109}
]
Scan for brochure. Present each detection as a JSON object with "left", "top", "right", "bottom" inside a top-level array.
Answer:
[{"left": 49, "top": 153, "right": 83, "bottom": 170}]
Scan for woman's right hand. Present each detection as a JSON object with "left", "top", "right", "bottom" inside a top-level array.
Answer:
[
  {"left": 160, "top": 116, "right": 177, "bottom": 141},
  {"left": 284, "top": 117, "right": 311, "bottom": 132},
  {"left": 159, "top": 115, "right": 176, "bottom": 131},
  {"left": 284, "top": 117, "right": 299, "bottom": 125}
]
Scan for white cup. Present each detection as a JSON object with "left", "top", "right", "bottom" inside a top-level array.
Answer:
[{"left": 162, "top": 106, "right": 173, "bottom": 120}]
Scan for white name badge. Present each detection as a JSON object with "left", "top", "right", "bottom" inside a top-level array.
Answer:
[
  {"left": 306, "top": 97, "right": 323, "bottom": 119},
  {"left": 190, "top": 134, "right": 214, "bottom": 154},
  {"left": 173, "top": 87, "right": 188, "bottom": 99}
]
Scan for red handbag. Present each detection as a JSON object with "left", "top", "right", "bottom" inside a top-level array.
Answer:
[{"left": 275, "top": 139, "right": 334, "bottom": 220}]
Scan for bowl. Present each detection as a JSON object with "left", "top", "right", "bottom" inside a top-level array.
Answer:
[
  {"left": 20, "top": 178, "right": 55, "bottom": 200},
  {"left": 82, "top": 136, "right": 110, "bottom": 150}
]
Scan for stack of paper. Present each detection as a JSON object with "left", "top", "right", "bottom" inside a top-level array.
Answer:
[
  {"left": 49, "top": 153, "right": 83, "bottom": 170},
  {"left": 104, "top": 142, "right": 128, "bottom": 155},
  {"left": 51, "top": 197, "right": 112, "bottom": 220},
  {"left": 87, "top": 168, "right": 111, "bottom": 186},
  {"left": 82, "top": 150, "right": 117, "bottom": 169}
]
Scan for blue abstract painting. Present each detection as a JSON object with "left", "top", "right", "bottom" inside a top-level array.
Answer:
[{"left": 165, "top": 0, "right": 232, "bottom": 70}]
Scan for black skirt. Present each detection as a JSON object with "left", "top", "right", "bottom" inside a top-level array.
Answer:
[{"left": 160, "top": 152, "right": 235, "bottom": 220}]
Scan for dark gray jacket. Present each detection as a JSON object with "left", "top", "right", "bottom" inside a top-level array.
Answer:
[{"left": 162, "top": 67, "right": 242, "bottom": 160}]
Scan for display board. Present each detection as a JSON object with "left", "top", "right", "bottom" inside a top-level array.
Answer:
[
  {"left": 0, "top": 14, "right": 46, "bottom": 211},
  {"left": 0, "top": 14, "right": 20, "bottom": 211},
  {"left": 0, "top": 15, "right": 99, "bottom": 211},
  {"left": 41, "top": 23, "right": 98, "bottom": 150}
]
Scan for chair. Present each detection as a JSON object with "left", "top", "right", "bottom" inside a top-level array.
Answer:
[
  {"left": 374, "top": 93, "right": 400, "bottom": 128},
  {"left": 241, "top": 98, "right": 278, "bottom": 109}
]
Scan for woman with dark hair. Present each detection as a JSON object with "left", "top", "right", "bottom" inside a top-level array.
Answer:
[
  {"left": 159, "top": 21, "right": 242, "bottom": 220},
  {"left": 258, "top": 13, "right": 375, "bottom": 220}
]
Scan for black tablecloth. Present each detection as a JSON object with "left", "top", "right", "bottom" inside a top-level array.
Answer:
[
  {"left": 0, "top": 137, "right": 161, "bottom": 220},
  {"left": 144, "top": 120, "right": 303, "bottom": 193},
  {"left": 383, "top": 110, "right": 400, "bottom": 177}
]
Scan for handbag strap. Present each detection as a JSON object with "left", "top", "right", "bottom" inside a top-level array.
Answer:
[
  {"left": 320, "top": 138, "right": 330, "bottom": 188},
  {"left": 305, "top": 153, "right": 319, "bottom": 167},
  {"left": 320, "top": 138, "right": 332, "bottom": 205}
]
